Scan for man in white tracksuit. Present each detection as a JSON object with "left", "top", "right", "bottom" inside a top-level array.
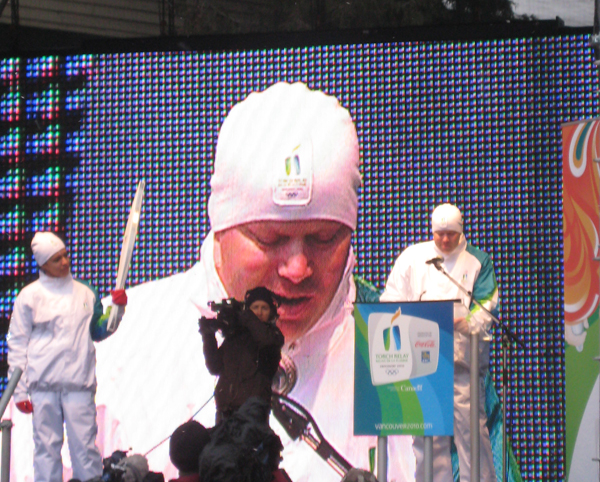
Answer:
[
  {"left": 380, "top": 203, "right": 499, "bottom": 482},
  {"left": 7, "top": 232, "right": 127, "bottom": 482},
  {"left": 88, "top": 82, "right": 415, "bottom": 481}
]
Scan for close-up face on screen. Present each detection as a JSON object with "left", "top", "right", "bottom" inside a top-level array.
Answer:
[
  {"left": 214, "top": 219, "right": 354, "bottom": 342},
  {"left": 0, "top": 31, "right": 596, "bottom": 482}
]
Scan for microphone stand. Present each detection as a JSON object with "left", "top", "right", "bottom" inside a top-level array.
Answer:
[
  {"left": 429, "top": 259, "right": 523, "bottom": 482},
  {"left": 271, "top": 393, "right": 354, "bottom": 478},
  {"left": 0, "top": 367, "right": 22, "bottom": 482}
]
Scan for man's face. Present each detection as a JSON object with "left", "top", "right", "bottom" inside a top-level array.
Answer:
[
  {"left": 215, "top": 220, "right": 352, "bottom": 343},
  {"left": 41, "top": 248, "right": 70, "bottom": 278},
  {"left": 433, "top": 230, "right": 461, "bottom": 255}
]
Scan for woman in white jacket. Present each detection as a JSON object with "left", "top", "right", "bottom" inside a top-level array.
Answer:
[{"left": 7, "top": 231, "right": 127, "bottom": 482}]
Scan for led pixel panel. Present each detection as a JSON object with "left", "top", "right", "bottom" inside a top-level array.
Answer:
[{"left": 0, "top": 33, "right": 597, "bottom": 481}]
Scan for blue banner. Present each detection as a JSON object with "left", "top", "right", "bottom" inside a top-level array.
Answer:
[{"left": 354, "top": 301, "right": 454, "bottom": 436}]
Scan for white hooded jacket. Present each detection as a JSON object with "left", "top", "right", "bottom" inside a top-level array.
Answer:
[
  {"left": 380, "top": 236, "right": 499, "bottom": 370},
  {"left": 8, "top": 271, "right": 116, "bottom": 402}
]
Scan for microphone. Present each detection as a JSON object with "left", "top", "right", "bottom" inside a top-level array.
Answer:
[{"left": 426, "top": 256, "right": 444, "bottom": 266}]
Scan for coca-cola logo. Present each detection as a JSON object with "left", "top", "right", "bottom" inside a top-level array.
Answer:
[{"left": 415, "top": 340, "right": 435, "bottom": 348}]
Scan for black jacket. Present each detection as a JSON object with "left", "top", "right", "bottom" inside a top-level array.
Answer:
[{"left": 202, "top": 310, "right": 284, "bottom": 413}]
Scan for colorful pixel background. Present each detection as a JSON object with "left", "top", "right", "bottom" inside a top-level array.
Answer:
[{"left": 0, "top": 32, "right": 597, "bottom": 480}]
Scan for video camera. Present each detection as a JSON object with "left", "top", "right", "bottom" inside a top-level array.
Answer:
[
  {"left": 76, "top": 450, "right": 128, "bottom": 482},
  {"left": 100, "top": 450, "right": 127, "bottom": 482},
  {"left": 88, "top": 451, "right": 164, "bottom": 482},
  {"left": 199, "top": 297, "right": 245, "bottom": 338}
]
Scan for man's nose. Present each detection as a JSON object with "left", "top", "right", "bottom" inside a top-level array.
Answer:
[{"left": 278, "top": 241, "right": 313, "bottom": 284}]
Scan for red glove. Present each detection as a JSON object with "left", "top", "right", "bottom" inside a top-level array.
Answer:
[
  {"left": 16, "top": 400, "right": 33, "bottom": 414},
  {"left": 111, "top": 289, "right": 128, "bottom": 306}
]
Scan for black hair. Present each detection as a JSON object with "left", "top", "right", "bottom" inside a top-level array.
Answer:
[{"left": 169, "top": 420, "right": 211, "bottom": 474}]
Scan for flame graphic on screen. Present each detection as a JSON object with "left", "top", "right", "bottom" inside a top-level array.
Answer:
[{"left": 563, "top": 120, "right": 600, "bottom": 327}]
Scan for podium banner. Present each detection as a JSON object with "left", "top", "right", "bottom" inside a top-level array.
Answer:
[{"left": 354, "top": 301, "right": 454, "bottom": 436}]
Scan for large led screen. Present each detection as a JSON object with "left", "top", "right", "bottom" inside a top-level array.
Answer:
[{"left": 1, "top": 31, "right": 596, "bottom": 481}]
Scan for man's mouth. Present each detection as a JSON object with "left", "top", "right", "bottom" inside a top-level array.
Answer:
[
  {"left": 274, "top": 294, "right": 314, "bottom": 320},
  {"left": 278, "top": 295, "right": 310, "bottom": 307}
]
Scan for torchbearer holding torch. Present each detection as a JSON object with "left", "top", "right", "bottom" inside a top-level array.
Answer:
[{"left": 6, "top": 181, "right": 144, "bottom": 482}]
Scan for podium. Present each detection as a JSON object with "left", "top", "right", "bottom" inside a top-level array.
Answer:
[{"left": 354, "top": 301, "right": 455, "bottom": 482}]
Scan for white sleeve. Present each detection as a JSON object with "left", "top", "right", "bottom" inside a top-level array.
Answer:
[
  {"left": 7, "top": 296, "right": 32, "bottom": 402},
  {"left": 380, "top": 253, "right": 413, "bottom": 302}
]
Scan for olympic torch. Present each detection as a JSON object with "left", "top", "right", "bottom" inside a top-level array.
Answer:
[{"left": 107, "top": 180, "right": 145, "bottom": 332}]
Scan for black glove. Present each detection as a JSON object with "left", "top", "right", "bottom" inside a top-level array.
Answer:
[{"left": 199, "top": 316, "right": 219, "bottom": 336}]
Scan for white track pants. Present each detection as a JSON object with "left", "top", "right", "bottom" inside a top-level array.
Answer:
[
  {"left": 413, "top": 365, "right": 496, "bottom": 482},
  {"left": 30, "top": 391, "right": 103, "bottom": 482}
]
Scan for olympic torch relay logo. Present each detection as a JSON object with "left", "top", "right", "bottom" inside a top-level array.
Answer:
[
  {"left": 383, "top": 325, "right": 401, "bottom": 351},
  {"left": 368, "top": 309, "right": 440, "bottom": 385},
  {"left": 285, "top": 152, "right": 301, "bottom": 176},
  {"left": 273, "top": 140, "right": 313, "bottom": 206}
]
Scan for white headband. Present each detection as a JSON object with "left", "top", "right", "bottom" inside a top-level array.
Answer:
[
  {"left": 432, "top": 203, "right": 463, "bottom": 233},
  {"left": 208, "top": 82, "right": 361, "bottom": 232},
  {"left": 31, "top": 232, "right": 66, "bottom": 266}
]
